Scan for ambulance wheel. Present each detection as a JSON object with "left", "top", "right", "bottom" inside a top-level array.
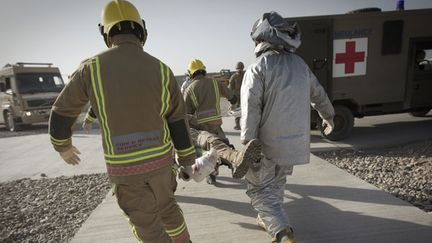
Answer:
[
  {"left": 409, "top": 109, "right": 430, "bottom": 117},
  {"left": 5, "top": 111, "right": 20, "bottom": 132},
  {"left": 318, "top": 105, "right": 353, "bottom": 141}
]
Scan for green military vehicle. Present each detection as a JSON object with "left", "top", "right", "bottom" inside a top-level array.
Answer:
[
  {"left": 0, "top": 63, "right": 65, "bottom": 131},
  {"left": 290, "top": 8, "right": 432, "bottom": 140}
]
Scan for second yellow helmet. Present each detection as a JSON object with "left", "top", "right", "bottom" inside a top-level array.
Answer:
[{"left": 188, "top": 59, "right": 206, "bottom": 76}]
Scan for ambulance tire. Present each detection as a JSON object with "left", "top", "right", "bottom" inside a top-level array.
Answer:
[
  {"left": 5, "top": 110, "right": 21, "bottom": 132},
  {"left": 318, "top": 105, "right": 353, "bottom": 141},
  {"left": 409, "top": 109, "right": 431, "bottom": 117}
]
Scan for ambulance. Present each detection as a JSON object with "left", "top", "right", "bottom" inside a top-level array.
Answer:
[{"left": 290, "top": 8, "right": 432, "bottom": 140}]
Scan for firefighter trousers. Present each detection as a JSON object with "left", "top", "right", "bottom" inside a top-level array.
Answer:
[{"left": 113, "top": 166, "right": 190, "bottom": 243}]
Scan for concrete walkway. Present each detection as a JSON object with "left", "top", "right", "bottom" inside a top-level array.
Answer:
[
  {"left": 71, "top": 154, "right": 432, "bottom": 243},
  {"left": 1, "top": 115, "right": 431, "bottom": 242},
  {"left": 70, "top": 117, "right": 432, "bottom": 243}
]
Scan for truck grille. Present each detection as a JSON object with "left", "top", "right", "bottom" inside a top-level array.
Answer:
[{"left": 27, "top": 98, "right": 56, "bottom": 108}]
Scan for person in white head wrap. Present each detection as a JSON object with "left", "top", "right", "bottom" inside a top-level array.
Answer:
[{"left": 241, "top": 11, "right": 335, "bottom": 243}]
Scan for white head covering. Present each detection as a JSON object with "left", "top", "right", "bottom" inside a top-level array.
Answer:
[{"left": 251, "top": 11, "right": 301, "bottom": 55}]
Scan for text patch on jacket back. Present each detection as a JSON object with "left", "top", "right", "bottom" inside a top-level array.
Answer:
[{"left": 111, "top": 130, "right": 162, "bottom": 153}]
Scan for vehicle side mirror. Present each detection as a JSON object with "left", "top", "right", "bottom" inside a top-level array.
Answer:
[{"left": 0, "top": 83, "right": 5, "bottom": 92}]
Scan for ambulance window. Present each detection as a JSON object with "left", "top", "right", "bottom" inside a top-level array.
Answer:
[{"left": 382, "top": 20, "right": 404, "bottom": 55}]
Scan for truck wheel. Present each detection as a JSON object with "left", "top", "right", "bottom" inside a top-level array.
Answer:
[
  {"left": 318, "top": 105, "right": 354, "bottom": 141},
  {"left": 409, "top": 109, "right": 431, "bottom": 117},
  {"left": 5, "top": 111, "right": 20, "bottom": 132}
]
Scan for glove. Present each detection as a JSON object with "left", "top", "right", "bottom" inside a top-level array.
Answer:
[
  {"left": 59, "top": 146, "right": 81, "bottom": 165},
  {"left": 322, "top": 118, "right": 334, "bottom": 135}
]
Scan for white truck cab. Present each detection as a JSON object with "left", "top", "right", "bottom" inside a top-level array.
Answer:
[{"left": 0, "top": 63, "right": 65, "bottom": 131}]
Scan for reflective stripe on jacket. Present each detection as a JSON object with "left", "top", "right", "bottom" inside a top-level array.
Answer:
[
  {"left": 184, "top": 75, "right": 233, "bottom": 125},
  {"left": 49, "top": 35, "right": 195, "bottom": 179},
  {"left": 241, "top": 50, "right": 334, "bottom": 166}
]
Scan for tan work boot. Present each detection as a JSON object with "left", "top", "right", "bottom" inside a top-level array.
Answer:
[
  {"left": 229, "top": 139, "right": 261, "bottom": 179},
  {"left": 271, "top": 227, "right": 295, "bottom": 243}
]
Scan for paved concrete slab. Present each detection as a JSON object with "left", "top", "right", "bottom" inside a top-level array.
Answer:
[
  {"left": 0, "top": 131, "right": 106, "bottom": 183},
  {"left": 72, "top": 154, "right": 432, "bottom": 243},
  {"left": 1, "top": 114, "right": 432, "bottom": 242},
  {"left": 71, "top": 116, "right": 432, "bottom": 243}
]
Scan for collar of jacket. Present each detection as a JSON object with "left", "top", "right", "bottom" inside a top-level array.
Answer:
[
  {"left": 192, "top": 74, "right": 206, "bottom": 82},
  {"left": 111, "top": 34, "right": 143, "bottom": 48}
]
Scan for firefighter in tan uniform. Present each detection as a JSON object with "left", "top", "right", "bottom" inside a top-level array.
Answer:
[
  {"left": 228, "top": 61, "right": 245, "bottom": 130},
  {"left": 183, "top": 59, "right": 237, "bottom": 139},
  {"left": 49, "top": 1, "right": 194, "bottom": 242},
  {"left": 183, "top": 59, "right": 244, "bottom": 184}
]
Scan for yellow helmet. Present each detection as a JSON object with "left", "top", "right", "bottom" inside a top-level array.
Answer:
[
  {"left": 99, "top": 0, "right": 147, "bottom": 46},
  {"left": 188, "top": 59, "right": 206, "bottom": 76}
]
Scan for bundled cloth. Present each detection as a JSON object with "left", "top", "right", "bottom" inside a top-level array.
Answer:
[{"left": 178, "top": 148, "right": 219, "bottom": 182}]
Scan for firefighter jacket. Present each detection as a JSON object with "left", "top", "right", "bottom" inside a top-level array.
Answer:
[
  {"left": 241, "top": 49, "right": 334, "bottom": 166},
  {"left": 49, "top": 34, "right": 196, "bottom": 181},
  {"left": 184, "top": 75, "right": 236, "bottom": 126}
]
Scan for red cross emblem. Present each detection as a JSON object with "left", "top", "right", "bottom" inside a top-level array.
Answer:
[{"left": 335, "top": 41, "right": 366, "bottom": 74}]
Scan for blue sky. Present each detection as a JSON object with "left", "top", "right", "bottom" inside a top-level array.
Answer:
[{"left": 1, "top": 0, "right": 432, "bottom": 77}]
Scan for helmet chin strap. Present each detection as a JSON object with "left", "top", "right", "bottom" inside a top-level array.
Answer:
[{"left": 98, "top": 22, "right": 148, "bottom": 48}]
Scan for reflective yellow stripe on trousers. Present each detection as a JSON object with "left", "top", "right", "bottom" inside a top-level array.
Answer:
[{"left": 166, "top": 220, "right": 187, "bottom": 237}]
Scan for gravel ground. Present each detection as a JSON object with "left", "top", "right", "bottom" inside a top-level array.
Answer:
[
  {"left": 0, "top": 174, "right": 111, "bottom": 243},
  {"left": 314, "top": 140, "right": 432, "bottom": 212}
]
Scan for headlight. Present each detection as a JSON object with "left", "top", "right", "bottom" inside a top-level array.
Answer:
[{"left": 25, "top": 111, "right": 32, "bottom": 116}]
